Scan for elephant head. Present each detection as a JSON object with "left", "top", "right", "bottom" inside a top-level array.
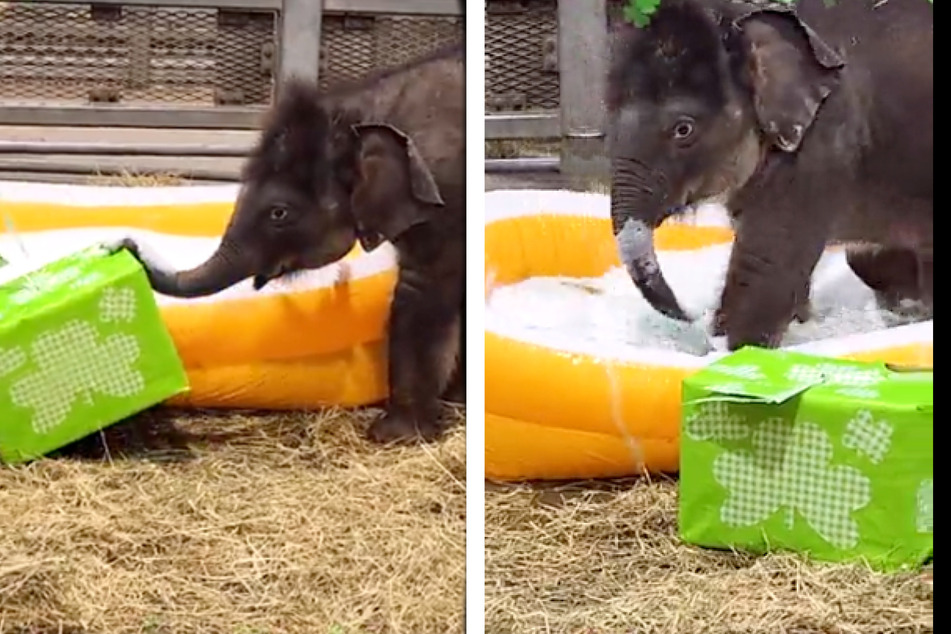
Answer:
[
  {"left": 133, "top": 78, "right": 439, "bottom": 298},
  {"left": 606, "top": 0, "right": 844, "bottom": 321}
]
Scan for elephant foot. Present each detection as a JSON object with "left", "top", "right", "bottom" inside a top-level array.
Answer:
[
  {"left": 443, "top": 379, "right": 466, "bottom": 405},
  {"left": 875, "top": 291, "right": 933, "bottom": 322},
  {"left": 793, "top": 299, "right": 812, "bottom": 324},
  {"left": 711, "top": 307, "right": 727, "bottom": 337},
  {"left": 713, "top": 299, "right": 810, "bottom": 337},
  {"left": 726, "top": 329, "right": 784, "bottom": 351},
  {"left": 367, "top": 410, "right": 444, "bottom": 445}
]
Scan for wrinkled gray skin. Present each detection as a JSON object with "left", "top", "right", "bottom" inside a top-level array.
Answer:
[
  {"left": 107, "top": 45, "right": 464, "bottom": 444},
  {"left": 607, "top": 0, "right": 933, "bottom": 349}
]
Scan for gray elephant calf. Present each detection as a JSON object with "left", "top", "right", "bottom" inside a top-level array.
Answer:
[
  {"left": 108, "top": 44, "right": 465, "bottom": 444},
  {"left": 607, "top": 0, "right": 932, "bottom": 349}
]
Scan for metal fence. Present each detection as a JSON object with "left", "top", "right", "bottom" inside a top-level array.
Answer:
[
  {"left": 0, "top": 0, "right": 463, "bottom": 129},
  {"left": 0, "top": 0, "right": 619, "bottom": 180},
  {"left": 485, "top": 0, "right": 626, "bottom": 179}
]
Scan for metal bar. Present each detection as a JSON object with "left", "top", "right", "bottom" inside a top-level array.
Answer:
[
  {"left": 0, "top": 160, "right": 241, "bottom": 182},
  {"left": 18, "top": 0, "right": 282, "bottom": 9},
  {"left": 557, "top": 0, "right": 609, "bottom": 182},
  {"left": 323, "top": 0, "right": 462, "bottom": 15},
  {"left": 485, "top": 112, "right": 561, "bottom": 140},
  {"left": 484, "top": 157, "right": 561, "bottom": 173},
  {"left": 279, "top": 0, "right": 325, "bottom": 84},
  {"left": 0, "top": 105, "right": 266, "bottom": 129},
  {"left": 0, "top": 141, "right": 251, "bottom": 157},
  {"left": 14, "top": 0, "right": 461, "bottom": 11}
]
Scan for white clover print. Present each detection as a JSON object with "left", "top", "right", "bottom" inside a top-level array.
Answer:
[
  {"left": 0, "top": 347, "right": 27, "bottom": 377},
  {"left": 842, "top": 409, "right": 893, "bottom": 464},
  {"left": 713, "top": 418, "right": 872, "bottom": 549},
  {"left": 917, "top": 479, "right": 932, "bottom": 534},
  {"left": 7, "top": 266, "right": 84, "bottom": 306},
  {"left": 8, "top": 319, "right": 144, "bottom": 434},
  {"left": 712, "top": 364, "right": 766, "bottom": 382},
  {"left": 684, "top": 401, "right": 750, "bottom": 442},
  {"left": 786, "top": 363, "right": 888, "bottom": 389},
  {"left": 706, "top": 382, "right": 750, "bottom": 396},
  {"left": 99, "top": 286, "right": 137, "bottom": 323},
  {"left": 70, "top": 270, "right": 106, "bottom": 291},
  {"left": 835, "top": 387, "right": 881, "bottom": 400}
]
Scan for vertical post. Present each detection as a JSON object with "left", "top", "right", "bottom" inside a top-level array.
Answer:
[
  {"left": 557, "top": 0, "right": 609, "bottom": 187},
  {"left": 278, "top": 0, "right": 324, "bottom": 87}
]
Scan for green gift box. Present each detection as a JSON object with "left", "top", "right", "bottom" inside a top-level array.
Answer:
[
  {"left": 679, "top": 346, "right": 933, "bottom": 571},
  {"left": 0, "top": 245, "right": 189, "bottom": 464}
]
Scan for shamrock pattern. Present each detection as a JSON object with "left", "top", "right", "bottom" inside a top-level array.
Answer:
[
  {"left": 786, "top": 363, "right": 888, "bottom": 389},
  {"left": 6, "top": 265, "right": 85, "bottom": 306},
  {"left": 711, "top": 364, "right": 766, "bottom": 382},
  {"left": 684, "top": 401, "right": 750, "bottom": 442},
  {"left": 0, "top": 285, "right": 144, "bottom": 435},
  {"left": 835, "top": 387, "right": 881, "bottom": 400},
  {"left": 0, "top": 347, "right": 26, "bottom": 376},
  {"left": 99, "top": 286, "right": 137, "bottom": 323},
  {"left": 705, "top": 382, "right": 751, "bottom": 396},
  {"left": 713, "top": 418, "right": 872, "bottom": 549},
  {"left": 842, "top": 409, "right": 893, "bottom": 464}
]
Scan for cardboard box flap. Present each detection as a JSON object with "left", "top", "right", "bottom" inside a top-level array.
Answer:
[
  {"left": 690, "top": 378, "right": 819, "bottom": 404},
  {"left": 685, "top": 346, "right": 825, "bottom": 405},
  {"left": 685, "top": 346, "right": 933, "bottom": 409}
]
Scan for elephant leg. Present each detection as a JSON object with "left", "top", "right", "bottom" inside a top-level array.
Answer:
[
  {"left": 443, "top": 300, "right": 466, "bottom": 404},
  {"left": 846, "top": 245, "right": 933, "bottom": 318},
  {"left": 718, "top": 214, "right": 827, "bottom": 351},
  {"left": 368, "top": 269, "right": 461, "bottom": 444}
]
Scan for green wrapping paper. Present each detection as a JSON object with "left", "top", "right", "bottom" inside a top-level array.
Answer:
[
  {"left": 679, "top": 346, "right": 933, "bottom": 571},
  {"left": 0, "top": 246, "right": 189, "bottom": 464}
]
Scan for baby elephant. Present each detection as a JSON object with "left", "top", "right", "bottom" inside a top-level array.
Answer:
[
  {"left": 103, "top": 45, "right": 465, "bottom": 445},
  {"left": 607, "top": 0, "right": 933, "bottom": 349},
  {"left": 349, "top": 123, "right": 464, "bottom": 443}
]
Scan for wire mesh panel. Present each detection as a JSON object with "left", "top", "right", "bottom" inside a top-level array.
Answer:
[
  {"left": 485, "top": 0, "right": 558, "bottom": 113},
  {"left": 484, "top": 0, "right": 630, "bottom": 115},
  {"left": 318, "top": 14, "right": 463, "bottom": 93},
  {"left": 0, "top": 2, "right": 277, "bottom": 107}
]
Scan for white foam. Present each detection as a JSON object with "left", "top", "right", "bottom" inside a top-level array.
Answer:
[{"left": 485, "top": 243, "right": 927, "bottom": 361}]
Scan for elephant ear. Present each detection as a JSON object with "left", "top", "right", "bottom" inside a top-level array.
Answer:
[
  {"left": 736, "top": 9, "right": 845, "bottom": 153},
  {"left": 350, "top": 122, "right": 445, "bottom": 251}
]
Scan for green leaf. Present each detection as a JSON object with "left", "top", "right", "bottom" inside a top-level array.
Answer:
[{"left": 623, "top": 0, "right": 662, "bottom": 27}]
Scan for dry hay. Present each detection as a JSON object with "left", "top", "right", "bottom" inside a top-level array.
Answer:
[
  {"left": 85, "top": 170, "right": 186, "bottom": 187},
  {"left": 485, "top": 476, "right": 933, "bottom": 634},
  {"left": 0, "top": 406, "right": 466, "bottom": 634}
]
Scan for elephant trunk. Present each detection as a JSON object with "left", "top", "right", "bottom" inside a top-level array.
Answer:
[
  {"left": 144, "top": 239, "right": 254, "bottom": 298},
  {"left": 611, "top": 157, "right": 691, "bottom": 322}
]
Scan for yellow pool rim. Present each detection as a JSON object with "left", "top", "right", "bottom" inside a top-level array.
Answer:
[
  {"left": 0, "top": 181, "right": 396, "bottom": 410},
  {"left": 484, "top": 190, "right": 933, "bottom": 482}
]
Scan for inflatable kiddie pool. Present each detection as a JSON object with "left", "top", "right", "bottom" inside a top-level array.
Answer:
[
  {"left": 484, "top": 189, "right": 933, "bottom": 482},
  {"left": 0, "top": 181, "right": 397, "bottom": 409}
]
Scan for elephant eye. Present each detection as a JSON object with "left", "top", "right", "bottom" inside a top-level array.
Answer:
[
  {"left": 270, "top": 206, "right": 289, "bottom": 222},
  {"left": 673, "top": 119, "right": 695, "bottom": 141}
]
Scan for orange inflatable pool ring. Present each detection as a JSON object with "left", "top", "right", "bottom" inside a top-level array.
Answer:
[
  {"left": 0, "top": 181, "right": 396, "bottom": 410},
  {"left": 484, "top": 190, "right": 933, "bottom": 482}
]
